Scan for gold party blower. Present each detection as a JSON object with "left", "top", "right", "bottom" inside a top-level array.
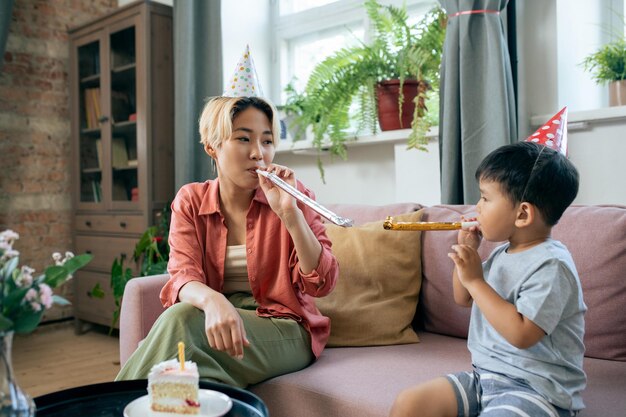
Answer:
[{"left": 383, "top": 217, "right": 479, "bottom": 231}]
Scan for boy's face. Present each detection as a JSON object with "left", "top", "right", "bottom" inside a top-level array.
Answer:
[{"left": 476, "top": 179, "right": 519, "bottom": 242}]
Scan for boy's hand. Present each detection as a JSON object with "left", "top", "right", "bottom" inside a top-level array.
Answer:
[
  {"left": 448, "top": 244, "right": 484, "bottom": 288},
  {"left": 457, "top": 216, "right": 481, "bottom": 249}
]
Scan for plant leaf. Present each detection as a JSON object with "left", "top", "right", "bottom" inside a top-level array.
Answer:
[
  {"left": 13, "top": 310, "right": 44, "bottom": 334},
  {"left": 0, "top": 256, "right": 19, "bottom": 281},
  {"left": 43, "top": 265, "right": 68, "bottom": 288},
  {"left": 4, "top": 287, "right": 29, "bottom": 309},
  {"left": 52, "top": 295, "right": 71, "bottom": 306},
  {"left": 0, "top": 314, "right": 13, "bottom": 332},
  {"left": 88, "top": 282, "right": 105, "bottom": 299},
  {"left": 62, "top": 253, "right": 94, "bottom": 273}
]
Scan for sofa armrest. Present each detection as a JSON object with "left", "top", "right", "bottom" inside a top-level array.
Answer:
[{"left": 119, "top": 274, "right": 169, "bottom": 366}]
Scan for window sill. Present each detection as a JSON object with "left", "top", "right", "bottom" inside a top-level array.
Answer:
[
  {"left": 275, "top": 127, "right": 439, "bottom": 155},
  {"left": 530, "top": 106, "right": 626, "bottom": 129},
  {"left": 277, "top": 105, "right": 626, "bottom": 156}
]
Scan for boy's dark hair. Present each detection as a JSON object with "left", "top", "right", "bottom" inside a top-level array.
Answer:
[{"left": 475, "top": 141, "right": 579, "bottom": 226}]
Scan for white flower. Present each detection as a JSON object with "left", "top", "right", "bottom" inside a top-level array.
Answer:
[
  {"left": 53, "top": 251, "right": 75, "bottom": 266},
  {"left": 52, "top": 252, "right": 63, "bottom": 265},
  {"left": 0, "top": 230, "right": 19, "bottom": 246},
  {"left": 15, "top": 265, "right": 35, "bottom": 288},
  {"left": 0, "top": 248, "right": 19, "bottom": 262}
]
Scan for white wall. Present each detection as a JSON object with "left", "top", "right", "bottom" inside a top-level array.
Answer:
[
  {"left": 274, "top": 144, "right": 398, "bottom": 205},
  {"left": 221, "top": 1, "right": 273, "bottom": 97},
  {"left": 566, "top": 121, "right": 626, "bottom": 205}
]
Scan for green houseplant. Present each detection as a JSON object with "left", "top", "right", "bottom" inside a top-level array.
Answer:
[
  {"left": 284, "top": 0, "right": 446, "bottom": 178},
  {"left": 582, "top": 40, "right": 626, "bottom": 105}
]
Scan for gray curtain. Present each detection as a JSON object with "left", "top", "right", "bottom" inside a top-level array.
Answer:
[
  {"left": 0, "top": 0, "right": 14, "bottom": 72},
  {"left": 174, "top": 0, "right": 223, "bottom": 190},
  {"left": 438, "top": 0, "right": 517, "bottom": 204}
]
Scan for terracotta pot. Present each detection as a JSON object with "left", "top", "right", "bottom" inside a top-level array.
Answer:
[
  {"left": 609, "top": 80, "right": 626, "bottom": 106},
  {"left": 376, "top": 79, "right": 425, "bottom": 131}
]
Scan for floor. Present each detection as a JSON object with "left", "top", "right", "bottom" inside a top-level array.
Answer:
[{"left": 12, "top": 321, "right": 121, "bottom": 398}]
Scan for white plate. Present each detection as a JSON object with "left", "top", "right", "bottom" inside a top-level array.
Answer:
[{"left": 124, "top": 389, "right": 233, "bottom": 417}]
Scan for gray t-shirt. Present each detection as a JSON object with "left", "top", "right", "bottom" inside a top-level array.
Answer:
[{"left": 468, "top": 238, "right": 587, "bottom": 410}]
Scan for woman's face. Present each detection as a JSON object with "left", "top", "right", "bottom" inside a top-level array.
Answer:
[{"left": 211, "top": 107, "right": 275, "bottom": 191}]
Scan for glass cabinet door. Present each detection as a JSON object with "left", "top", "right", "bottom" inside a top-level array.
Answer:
[
  {"left": 78, "top": 40, "right": 103, "bottom": 205},
  {"left": 109, "top": 26, "right": 138, "bottom": 205}
]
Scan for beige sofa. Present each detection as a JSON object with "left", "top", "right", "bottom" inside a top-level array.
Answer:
[{"left": 119, "top": 203, "right": 626, "bottom": 417}]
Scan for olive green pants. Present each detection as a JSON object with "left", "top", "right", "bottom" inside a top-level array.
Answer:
[{"left": 115, "top": 293, "right": 313, "bottom": 387}]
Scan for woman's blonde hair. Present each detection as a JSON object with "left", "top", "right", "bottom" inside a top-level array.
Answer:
[{"left": 198, "top": 96, "right": 281, "bottom": 150}]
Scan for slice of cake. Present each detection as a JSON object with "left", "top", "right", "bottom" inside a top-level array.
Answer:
[{"left": 148, "top": 358, "right": 200, "bottom": 414}]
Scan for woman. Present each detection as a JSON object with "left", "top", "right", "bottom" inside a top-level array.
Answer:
[{"left": 116, "top": 96, "right": 339, "bottom": 387}]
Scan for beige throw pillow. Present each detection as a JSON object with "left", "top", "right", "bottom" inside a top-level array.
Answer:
[{"left": 317, "top": 210, "right": 423, "bottom": 347}]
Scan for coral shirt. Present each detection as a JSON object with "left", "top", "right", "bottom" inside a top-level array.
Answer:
[{"left": 160, "top": 179, "right": 339, "bottom": 358}]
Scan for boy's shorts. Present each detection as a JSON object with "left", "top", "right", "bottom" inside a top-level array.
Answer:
[{"left": 445, "top": 368, "right": 578, "bottom": 417}]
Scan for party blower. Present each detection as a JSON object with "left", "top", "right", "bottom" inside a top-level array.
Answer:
[
  {"left": 256, "top": 170, "right": 354, "bottom": 227},
  {"left": 383, "top": 216, "right": 479, "bottom": 231}
]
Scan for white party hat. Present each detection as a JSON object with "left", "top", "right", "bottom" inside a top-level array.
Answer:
[{"left": 223, "top": 45, "right": 264, "bottom": 97}]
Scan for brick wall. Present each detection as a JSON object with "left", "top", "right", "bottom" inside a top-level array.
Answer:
[{"left": 0, "top": 0, "right": 118, "bottom": 322}]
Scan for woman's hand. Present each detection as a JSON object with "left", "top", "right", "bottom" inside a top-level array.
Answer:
[
  {"left": 257, "top": 164, "right": 299, "bottom": 218},
  {"left": 257, "top": 163, "right": 323, "bottom": 275},
  {"left": 203, "top": 292, "right": 250, "bottom": 359}
]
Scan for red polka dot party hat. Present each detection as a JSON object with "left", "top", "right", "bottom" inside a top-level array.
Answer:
[
  {"left": 526, "top": 106, "right": 568, "bottom": 155},
  {"left": 223, "top": 45, "right": 264, "bottom": 98}
]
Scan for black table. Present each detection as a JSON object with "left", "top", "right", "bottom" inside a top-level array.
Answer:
[{"left": 34, "top": 379, "right": 268, "bottom": 417}]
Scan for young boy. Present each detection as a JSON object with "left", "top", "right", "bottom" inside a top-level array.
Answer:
[{"left": 390, "top": 141, "right": 586, "bottom": 417}]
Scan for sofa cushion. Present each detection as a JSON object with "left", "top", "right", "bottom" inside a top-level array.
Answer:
[
  {"left": 551, "top": 205, "right": 626, "bottom": 361},
  {"left": 251, "top": 332, "right": 471, "bottom": 417},
  {"left": 317, "top": 210, "right": 423, "bottom": 347},
  {"left": 250, "top": 332, "right": 626, "bottom": 417}
]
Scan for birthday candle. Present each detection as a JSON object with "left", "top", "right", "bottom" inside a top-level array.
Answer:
[
  {"left": 178, "top": 341, "right": 185, "bottom": 370},
  {"left": 383, "top": 216, "right": 479, "bottom": 231}
]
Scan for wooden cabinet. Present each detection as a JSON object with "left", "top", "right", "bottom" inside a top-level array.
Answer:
[{"left": 69, "top": 1, "right": 174, "bottom": 330}]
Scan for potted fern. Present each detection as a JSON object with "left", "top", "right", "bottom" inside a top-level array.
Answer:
[
  {"left": 284, "top": 0, "right": 446, "bottom": 177},
  {"left": 582, "top": 40, "right": 626, "bottom": 106}
]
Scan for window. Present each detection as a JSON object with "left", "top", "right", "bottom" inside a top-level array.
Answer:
[
  {"left": 270, "top": 0, "right": 438, "bottom": 103},
  {"left": 554, "top": 0, "right": 625, "bottom": 111}
]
